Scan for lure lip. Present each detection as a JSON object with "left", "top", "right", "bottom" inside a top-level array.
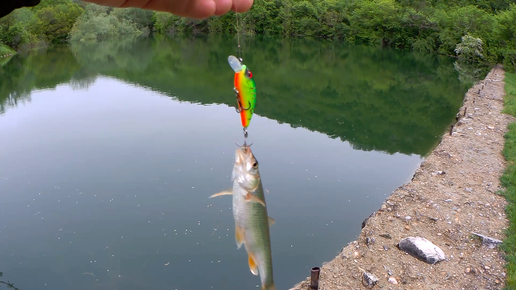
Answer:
[{"left": 228, "top": 55, "right": 243, "bottom": 73}]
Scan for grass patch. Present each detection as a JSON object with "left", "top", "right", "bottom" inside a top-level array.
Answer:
[
  {"left": 505, "top": 73, "right": 516, "bottom": 117},
  {"left": 0, "top": 44, "right": 15, "bottom": 56},
  {"left": 502, "top": 72, "right": 516, "bottom": 289}
]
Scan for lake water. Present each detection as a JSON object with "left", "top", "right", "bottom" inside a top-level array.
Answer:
[{"left": 0, "top": 36, "right": 471, "bottom": 290}]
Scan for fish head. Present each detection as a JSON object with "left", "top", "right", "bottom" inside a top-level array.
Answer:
[{"left": 233, "top": 146, "right": 260, "bottom": 192}]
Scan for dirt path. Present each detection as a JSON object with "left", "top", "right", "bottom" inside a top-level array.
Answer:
[{"left": 289, "top": 66, "right": 515, "bottom": 290}]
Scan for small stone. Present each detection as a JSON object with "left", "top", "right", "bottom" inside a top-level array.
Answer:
[
  {"left": 380, "top": 233, "right": 392, "bottom": 239},
  {"left": 362, "top": 272, "right": 379, "bottom": 288},
  {"left": 366, "top": 237, "right": 376, "bottom": 245},
  {"left": 472, "top": 232, "right": 502, "bottom": 249},
  {"left": 398, "top": 236, "right": 446, "bottom": 264},
  {"left": 444, "top": 199, "right": 452, "bottom": 202},
  {"left": 388, "top": 277, "right": 398, "bottom": 284},
  {"left": 405, "top": 226, "right": 410, "bottom": 230},
  {"left": 405, "top": 216, "right": 411, "bottom": 221},
  {"left": 383, "top": 245, "right": 389, "bottom": 251},
  {"left": 466, "top": 267, "right": 471, "bottom": 273}
]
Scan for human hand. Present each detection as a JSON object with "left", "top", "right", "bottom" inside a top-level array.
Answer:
[{"left": 83, "top": 0, "right": 254, "bottom": 19}]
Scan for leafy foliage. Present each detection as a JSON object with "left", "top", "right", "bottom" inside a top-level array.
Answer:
[
  {"left": 30, "top": 2, "right": 84, "bottom": 43},
  {"left": 0, "top": 44, "right": 16, "bottom": 56},
  {"left": 149, "top": 0, "right": 516, "bottom": 71},
  {"left": 0, "top": 0, "right": 83, "bottom": 50},
  {"left": 69, "top": 6, "right": 143, "bottom": 42},
  {"left": 2, "top": 0, "right": 516, "bottom": 70},
  {"left": 455, "top": 33, "right": 484, "bottom": 62}
]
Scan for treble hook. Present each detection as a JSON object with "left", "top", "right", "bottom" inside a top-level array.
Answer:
[
  {"left": 234, "top": 87, "right": 241, "bottom": 113},
  {"left": 235, "top": 128, "right": 251, "bottom": 148},
  {"left": 234, "top": 87, "right": 252, "bottom": 113}
]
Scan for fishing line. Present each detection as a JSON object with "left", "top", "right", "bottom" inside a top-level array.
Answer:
[{"left": 236, "top": 3, "right": 242, "bottom": 62}]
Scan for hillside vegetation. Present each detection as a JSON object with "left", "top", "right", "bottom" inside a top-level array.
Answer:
[{"left": 0, "top": 0, "right": 515, "bottom": 70}]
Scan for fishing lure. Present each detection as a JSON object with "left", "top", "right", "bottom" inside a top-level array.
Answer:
[{"left": 228, "top": 55, "right": 256, "bottom": 136}]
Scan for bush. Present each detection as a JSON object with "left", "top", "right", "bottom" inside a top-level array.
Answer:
[
  {"left": 29, "top": 1, "right": 84, "bottom": 43},
  {"left": 69, "top": 5, "right": 143, "bottom": 42},
  {"left": 0, "top": 44, "right": 16, "bottom": 56},
  {"left": 455, "top": 33, "right": 484, "bottom": 62},
  {"left": 4, "top": 23, "right": 31, "bottom": 49}
]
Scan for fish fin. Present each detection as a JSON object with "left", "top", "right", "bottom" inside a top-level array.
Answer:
[
  {"left": 248, "top": 252, "right": 259, "bottom": 276},
  {"left": 244, "top": 192, "right": 266, "bottom": 207},
  {"left": 209, "top": 189, "right": 233, "bottom": 198},
  {"left": 235, "top": 225, "right": 245, "bottom": 249},
  {"left": 268, "top": 216, "right": 275, "bottom": 227}
]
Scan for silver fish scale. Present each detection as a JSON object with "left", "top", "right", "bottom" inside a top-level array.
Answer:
[{"left": 231, "top": 149, "right": 275, "bottom": 290}]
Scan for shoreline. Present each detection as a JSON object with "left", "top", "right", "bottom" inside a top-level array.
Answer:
[{"left": 289, "top": 66, "right": 515, "bottom": 289}]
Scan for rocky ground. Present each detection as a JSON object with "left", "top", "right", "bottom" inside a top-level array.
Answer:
[{"left": 289, "top": 66, "right": 515, "bottom": 290}]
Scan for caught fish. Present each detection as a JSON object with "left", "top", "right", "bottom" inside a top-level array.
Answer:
[
  {"left": 228, "top": 55, "right": 257, "bottom": 129},
  {"left": 210, "top": 145, "right": 276, "bottom": 290}
]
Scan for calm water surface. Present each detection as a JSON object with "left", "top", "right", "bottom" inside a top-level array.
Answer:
[{"left": 0, "top": 36, "right": 470, "bottom": 290}]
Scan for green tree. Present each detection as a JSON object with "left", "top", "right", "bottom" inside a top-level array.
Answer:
[
  {"left": 29, "top": 1, "right": 84, "bottom": 43},
  {"left": 69, "top": 4, "right": 143, "bottom": 42}
]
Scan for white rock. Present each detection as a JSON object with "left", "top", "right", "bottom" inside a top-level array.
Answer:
[
  {"left": 362, "top": 272, "right": 378, "bottom": 288},
  {"left": 398, "top": 236, "right": 445, "bottom": 264},
  {"left": 472, "top": 232, "right": 502, "bottom": 249},
  {"left": 388, "top": 277, "right": 398, "bottom": 284}
]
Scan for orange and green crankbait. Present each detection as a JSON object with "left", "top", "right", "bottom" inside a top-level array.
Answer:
[{"left": 228, "top": 55, "right": 256, "bottom": 136}]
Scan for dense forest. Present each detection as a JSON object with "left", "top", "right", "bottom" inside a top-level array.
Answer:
[{"left": 0, "top": 0, "right": 515, "bottom": 71}]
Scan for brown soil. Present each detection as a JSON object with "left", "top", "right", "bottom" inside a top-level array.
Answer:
[{"left": 289, "top": 66, "right": 516, "bottom": 290}]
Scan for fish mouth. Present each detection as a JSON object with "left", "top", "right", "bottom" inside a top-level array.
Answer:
[{"left": 235, "top": 145, "right": 253, "bottom": 166}]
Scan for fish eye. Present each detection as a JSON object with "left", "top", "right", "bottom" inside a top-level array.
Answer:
[{"left": 252, "top": 162, "right": 258, "bottom": 168}]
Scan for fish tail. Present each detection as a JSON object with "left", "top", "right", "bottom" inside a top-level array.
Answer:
[{"left": 261, "top": 283, "right": 276, "bottom": 290}]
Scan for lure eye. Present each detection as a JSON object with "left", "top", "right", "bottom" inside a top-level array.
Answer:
[{"left": 246, "top": 69, "right": 253, "bottom": 78}]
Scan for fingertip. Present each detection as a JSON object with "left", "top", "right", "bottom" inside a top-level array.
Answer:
[
  {"left": 192, "top": 0, "right": 217, "bottom": 19},
  {"left": 232, "top": 0, "right": 253, "bottom": 13},
  {"left": 214, "top": 0, "right": 233, "bottom": 16}
]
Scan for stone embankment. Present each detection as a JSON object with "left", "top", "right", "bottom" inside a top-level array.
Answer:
[{"left": 290, "top": 66, "right": 515, "bottom": 290}]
